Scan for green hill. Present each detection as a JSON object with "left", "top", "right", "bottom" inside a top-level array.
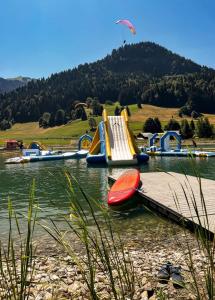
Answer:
[
  {"left": 100, "top": 42, "right": 203, "bottom": 75},
  {"left": 1, "top": 104, "right": 215, "bottom": 147},
  {"left": 0, "top": 42, "right": 215, "bottom": 130}
]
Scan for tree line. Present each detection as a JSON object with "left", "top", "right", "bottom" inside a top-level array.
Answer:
[{"left": 143, "top": 117, "right": 214, "bottom": 139}]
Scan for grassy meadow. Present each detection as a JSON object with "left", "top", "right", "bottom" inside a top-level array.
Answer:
[{"left": 1, "top": 103, "right": 215, "bottom": 147}]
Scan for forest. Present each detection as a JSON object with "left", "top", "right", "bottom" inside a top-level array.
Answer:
[{"left": 0, "top": 42, "right": 215, "bottom": 130}]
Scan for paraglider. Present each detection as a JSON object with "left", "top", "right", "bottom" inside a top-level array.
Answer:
[{"left": 115, "top": 19, "right": 136, "bottom": 35}]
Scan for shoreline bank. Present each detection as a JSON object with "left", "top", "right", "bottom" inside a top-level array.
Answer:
[{"left": 0, "top": 230, "right": 205, "bottom": 300}]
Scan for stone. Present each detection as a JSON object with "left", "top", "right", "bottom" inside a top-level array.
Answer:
[
  {"left": 143, "top": 282, "right": 152, "bottom": 291},
  {"left": 140, "top": 290, "right": 148, "bottom": 300},
  {"left": 98, "top": 291, "right": 111, "bottom": 300},
  {"left": 50, "top": 274, "right": 59, "bottom": 281},
  {"left": 141, "top": 276, "right": 147, "bottom": 285},
  {"left": 187, "top": 293, "right": 196, "bottom": 300},
  {"left": 68, "top": 281, "right": 83, "bottom": 295},
  {"left": 44, "top": 292, "right": 53, "bottom": 300},
  {"left": 45, "top": 287, "right": 53, "bottom": 294},
  {"left": 96, "top": 275, "right": 106, "bottom": 283},
  {"left": 35, "top": 293, "right": 45, "bottom": 300},
  {"left": 58, "top": 285, "right": 68, "bottom": 293}
]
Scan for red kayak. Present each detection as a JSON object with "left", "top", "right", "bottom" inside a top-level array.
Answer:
[{"left": 108, "top": 169, "right": 140, "bottom": 208}]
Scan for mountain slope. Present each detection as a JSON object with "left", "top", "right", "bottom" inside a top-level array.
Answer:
[
  {"left": 0, "top": 76, "right": 32, "bottom": 93},
  {"left": 100, "top": 42, "right": 203, "bottom": 75},
  {"left": 0, "top": 41, "right": 215, "bottom": 128}
]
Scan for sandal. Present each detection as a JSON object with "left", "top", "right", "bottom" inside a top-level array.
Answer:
[
  {"left": 157, "top": 262, "right": 172, "bottom": 282},
  {"left": 170, "top": 266, "right": 184, "bottom": 288}
]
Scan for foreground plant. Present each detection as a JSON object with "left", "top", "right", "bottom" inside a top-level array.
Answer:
[
  {"left": 42, "top": 171, "right": 137, "bottom": 300},
  {"left": 1, "top": 163, "right": 214, "bottom": 299},
  {"left": 171, "top": 159, "right": 215, "bottom": 299},
  {"left": 0, "top": 180, "right": 37, "bottom": 300}
]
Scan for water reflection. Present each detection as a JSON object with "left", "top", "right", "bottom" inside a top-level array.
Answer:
[{"left": 0, "top": 153, "right": 215, "bottom": 237}]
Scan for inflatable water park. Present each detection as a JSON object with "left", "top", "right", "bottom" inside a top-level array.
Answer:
[
  {"left": 5, "top": 141, "right": 88, "bottom": 164},
  {"left": 4, "top": 109, "right": 150, "bottom": 166},
  {"left": 86, "top": 109, "right": 149, "bottom": 165},
  {"left": 5, "top": 111, "right": 215, "bottom": 165},
  {"left": 145, "top": 131, "right": 215, "bottom": 157}
]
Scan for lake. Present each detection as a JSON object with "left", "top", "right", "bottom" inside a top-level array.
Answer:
[{"left": 0, "top": 152, "right": 215, "bottom": 239}]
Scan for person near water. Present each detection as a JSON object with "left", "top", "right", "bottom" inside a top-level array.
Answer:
[{"left": 18, "top": 140, "right": 24, "bottom": 150}]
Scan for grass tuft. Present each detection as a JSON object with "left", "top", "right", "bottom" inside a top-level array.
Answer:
[
  {"left": 0, "top": 180, "right": 38, "bottom": 300},
  {"left": 41, "top": 171, "right": 137, "bottom": 299}
]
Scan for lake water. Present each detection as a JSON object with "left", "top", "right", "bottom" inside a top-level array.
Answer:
[{"left": 0, "top": 152, "right": 215, "bottom": 239}]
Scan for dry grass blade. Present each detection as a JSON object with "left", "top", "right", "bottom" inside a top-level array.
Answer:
[
  {"left": 0, "top": 180, "right": 38, "bottom": 300},
  {"left": 171, "top": 160, "right": 215, "bottom": 299}
]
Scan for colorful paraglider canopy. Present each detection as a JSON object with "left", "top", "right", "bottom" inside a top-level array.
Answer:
[{"left": 115, "top": 19, "right": 136, "bottom": 35}]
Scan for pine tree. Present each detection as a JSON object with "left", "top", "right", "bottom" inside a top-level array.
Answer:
[
  {"left": 49, "top": 113, "right": 55, "bottom": 127},
  {"left": 114, "top": 106, "right": 120, "bottom": 116},
  {"left": 165, "top": 119, "right": 181, "bottom": 131},
  {"left": 98, "top": 105, "right": 104, "bottom": 116},
  {"left": 81, "top": 109, "right": 88, "bottom": 121},
  {"left": 204, "top": 118, "right": 213, "bottom": 137},
  {"left": 91, "top": 99, "right": 100, "bottom": 116},
  {"left": 180, "top": 119, "right": 193, "bottom": 139},
  {"left": 39, "top": 117, "right": 43, "bottom": 128},
  {"left": 196, "top": 117, "right": 213, "bottom": 138},
  {"left": 126, "top": 106, "right": 131, "bottom": 116},
  {"left": 120, "top": 106, "right": 124, "bottom": 114},
  {"left": 75, "top": 107, "right": 84, "bottom": 119},
  {"left": 154, "top": 117, "right": 163, "bottom": 132},
  {"left": 55, "top": 109, "right": 65, "bottom": 126},
  {"left": 143, "top": 118, "right": 157, "bottom": 133},
  {"left": 190, "top": 119, "right": 195, "bottom": 131},
  {"left": 70, "top": 110, "right": 76, "bottom": 121},
  {"left": 191, "top": 111, "right": 201, "bottom": 119},
  {"left": 137, "top": 101, "right": 142, "bottom": 109},
  {"left": 0, "top": 119, "right": 11, "bottom": 130}
]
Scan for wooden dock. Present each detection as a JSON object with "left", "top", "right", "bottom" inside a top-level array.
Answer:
[{"left": 108, "top": 171, "right": 215, "bottom": 235}]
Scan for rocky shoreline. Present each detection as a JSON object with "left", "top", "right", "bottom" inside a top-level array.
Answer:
[{"left": 0, "top": 227, "right": 209, "bottom": 300}]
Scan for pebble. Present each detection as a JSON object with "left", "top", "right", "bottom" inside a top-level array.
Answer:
[
  {"left": 140, "top": 291, "right": 148, "bottom": 300},
  {"left": 143, "top": 282, "right": 152, "bottom": 291},
  {"left": 141, "top": 277, "right": 147, "bottom": 285},
  {"left": 50, "top": 274, "right": 59, "bottom": 281},
  {"left": 187, "top": 293, "right": 197, "bottom": 300},
  {"left": 44, "top": 292, "right": 53, "bottom": 300},
  {"left": 0, "top": 231, "right": 205, "bottom": 300}
]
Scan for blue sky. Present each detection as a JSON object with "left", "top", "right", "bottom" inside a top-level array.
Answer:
[{"left": 0, "top": 0, "right": 214, "bottom": 78}]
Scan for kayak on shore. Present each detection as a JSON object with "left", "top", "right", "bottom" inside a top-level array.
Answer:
[{"left": 108, "top": 169, "right": 141, "bottom": 210}]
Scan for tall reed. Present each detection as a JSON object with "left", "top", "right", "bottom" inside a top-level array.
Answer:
[
  {"left": 42, "top": 171, "right": 137, "bottom": 300},
  {"left": 0, "top": 180, "right": 37, "bottom": 300},
  {"left": 171, "top": 159, "right": 214, "bottom": 299}
]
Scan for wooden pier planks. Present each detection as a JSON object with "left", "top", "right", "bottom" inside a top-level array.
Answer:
[{"left": 108, "top": 171, "right": 215, "bottom": 234}]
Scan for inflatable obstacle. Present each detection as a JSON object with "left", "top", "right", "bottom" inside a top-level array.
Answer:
[
  {"left": 145, "top": 131, "right": 215, "bottom": 157},
  {"left": 86, "top": 109, "right": 149, "bottom": 165}
]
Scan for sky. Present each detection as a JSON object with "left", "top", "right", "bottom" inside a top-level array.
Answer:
[{"left": 0, "top": 0, "right": 215, "bottom": 79}]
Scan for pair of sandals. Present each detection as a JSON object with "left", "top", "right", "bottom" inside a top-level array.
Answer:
[{"left": 157, "top": 262, "right": 184, "bottom": 288}]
